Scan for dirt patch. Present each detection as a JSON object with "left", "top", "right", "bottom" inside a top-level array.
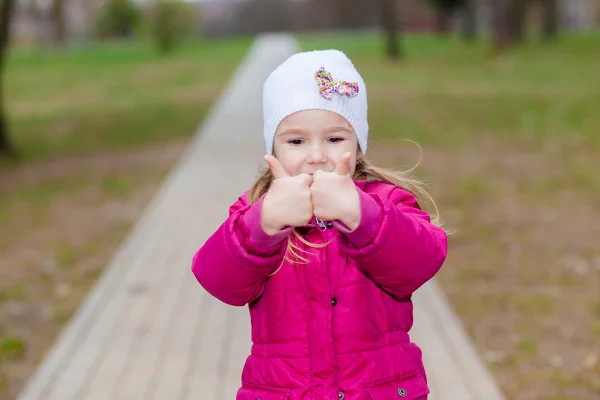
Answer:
[
  {"left": 176, "top": 83, "right": 223, "bottom": 103},
  {"left": 368, "top": 136, "right": 600, "bottom": 400},
  {"left": 9, "top": 85, "right": 106, "bottom": 119},
  {"left": 0, "top": 141, "right": 186, "bottom": 399},
  {"left": 1, "top": 143, "right": 184, "bottom": 193}
]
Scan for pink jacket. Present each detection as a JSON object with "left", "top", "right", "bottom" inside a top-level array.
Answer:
[{"left": 192, "top": 180, "right": 447, "bottom": 400}]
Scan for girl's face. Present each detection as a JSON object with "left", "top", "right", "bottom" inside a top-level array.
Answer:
[{"left": 273, "top": 110, "right": 361, "bottom": 177}]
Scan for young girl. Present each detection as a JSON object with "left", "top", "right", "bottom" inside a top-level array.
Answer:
[{"left": 192, "top": 49, "right": 447, "bottom": 400}]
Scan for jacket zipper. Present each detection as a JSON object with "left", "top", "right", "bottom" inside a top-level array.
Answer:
[{"left": 315, "top": 217, "right": 327, "bottom": 231}]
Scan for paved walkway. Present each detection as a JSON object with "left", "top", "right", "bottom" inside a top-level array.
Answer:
[{"left": 17, "top": 33, "right": 505, "bottom": 400}]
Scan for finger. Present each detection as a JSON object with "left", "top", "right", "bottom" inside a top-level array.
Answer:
[
  {"left": 296, "top": 173, "right": 313, "bottom": 186},
  {"left": 264, "top": 155, "right": 289, "bottom": 179},
  {"left": 306, "top": 174, "right": 313, "bottom": 186},
  {"left": 334, "top": 152, "right": 352, "bottom": 175},
  {"left": 312, "top": 170, "right": 324, "bottom": 180}
]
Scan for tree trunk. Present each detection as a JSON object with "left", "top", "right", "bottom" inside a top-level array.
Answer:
[
  {"left": 491, "top": 0, "right": 511, "bottom": 52},
  {"left": 51, "top": 0, "right": 67, "bottom": 45},
  {"left": 435, "top": 9, "right": 453, "bottom": 34},
  {"left": 460, "top": 0, "right": 477, "bottom": 42},
  {"left": 508, "top": 0, "right": 528, "bottom": 43},
  {"left": 541, "top": 0, "right": 559, "bottom": 40},
  {"left": 0, "top": 0, "right": 17, "bottom": 157},
  {"left": 380, "top": 0, "right": 401, "bottom": 60},
  {"left": 337, "top": 0, "right": 352, "bottom": 29}
]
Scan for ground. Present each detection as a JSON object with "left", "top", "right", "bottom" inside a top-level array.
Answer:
[
  {"left": 1, "top": 32, "right": 599, "bottom": 400},
  {"left": 0, "top": 37, "right": 251, "bottom": 399}
]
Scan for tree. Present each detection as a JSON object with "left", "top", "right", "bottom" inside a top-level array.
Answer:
[
  {"left": 490, "top": 0, "right": 529, "bottom": 51},
  {"left": 96, "top": 0, "right": 141, "bottom": 39},
  {"left": 152, "top": 0, "right": 195, "bottom": 55},
  {"left": 491, "top": 0, "right": 511, "bottom": 51},
  {"left": 51, "top": 0, "right": 67, "bottom": 45},
  {"left": 336, "top": 0, "right": 375, "bottom": 29},
  {"left": 380, "top": 0, "right": 401, "bottom": 60},
  {"left": 491, "top": 0, "right": 559, "bottom": 52},
  {"left": 0, "top": 0, "right": 17, "bottom": 157},
  {"left": 428, "top": 0, "right": 465, "bottom": 34},
  {"left": 507, "top": 0, "right": 528, "bottom": 43},
  {"left": 460, "top": 0, "right": 477, "bottom": 42},
  {"left": 541, "top": 0, "right": 559, "bottom": 40}
]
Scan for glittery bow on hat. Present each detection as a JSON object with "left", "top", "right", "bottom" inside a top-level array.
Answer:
[{"left": 314, "top": 66, "right": 359, "bottom": 100}]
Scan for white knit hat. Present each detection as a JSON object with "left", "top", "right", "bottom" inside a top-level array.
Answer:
[{"left": 262, "top": 49, "right": 368, "bottom": 155}]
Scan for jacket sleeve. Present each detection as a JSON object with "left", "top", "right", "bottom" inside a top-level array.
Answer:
[
  {"left": 333, "top": 183, "right": 447, "bottom": 298},
  {"left": 191, "top": 192, "right": 292, "bottom": 306}
]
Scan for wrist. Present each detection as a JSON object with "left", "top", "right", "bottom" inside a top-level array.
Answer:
[
  {"left": 340, "top": 208, "right": 360, "bottom": 231},
  {"left": 243, "top": 196, "right": 291, "bottom": 251},
  {"left": 260, "top": 197, "right": 284, "bottom": 235},
  {"left": 339, "top": 187, "right": 361, "bottom": 231},
  {"left": 262, "top": 220, "right": 284, "bottom": 236}
]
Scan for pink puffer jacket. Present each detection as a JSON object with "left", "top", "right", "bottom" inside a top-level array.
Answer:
[{"left": 192, "top": 180, "right": 447, "bottom": 400}]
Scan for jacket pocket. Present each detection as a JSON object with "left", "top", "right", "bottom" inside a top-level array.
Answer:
[
  {"left": 236, "top": 385, "right": 291, "bottom": 400},
  {"left": 366, "top": 371, "right": 429, "bottom": 400}
]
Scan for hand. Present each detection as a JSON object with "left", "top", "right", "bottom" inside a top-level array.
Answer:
[
  {"left": 311, "top": 152, "right": 361, "bottom": 230},
  {"left": 261, "top": 155, "right": 313, "bottom": 235}
]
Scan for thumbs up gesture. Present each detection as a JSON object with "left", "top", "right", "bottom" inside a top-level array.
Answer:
[
  {"left": 261, "top": 155, "right": 314, "bottom": 235},
  {"left": 311, "top": 152, "right": 360, "bottom": 230}
]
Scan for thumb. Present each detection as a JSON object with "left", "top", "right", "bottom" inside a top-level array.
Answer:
[
  {"left": 300, "top": 173, "right": 313, "bottom": 187},
  {"left": 264, "top": 155, "right": 289, "bottom": 179},
  {"left": 334, "top": 152, "right": 352, "bottom": 176}
]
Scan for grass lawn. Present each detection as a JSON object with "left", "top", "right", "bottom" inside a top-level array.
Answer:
[
  {"left": 0, "top": 37, "right": 251, "bottom": 399},
  {"left": 298, "top": 31, "right": 600, "bottom": 400}
]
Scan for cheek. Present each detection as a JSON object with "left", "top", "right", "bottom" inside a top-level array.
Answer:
[
  {"left": 281, "top": 161, "right": 301, "bottom": 175},
  {"left": 276, "top": 150, "right": 303, "bottom": 175},
  {"left": 329, "top": 145, "right": 358, "bottom": 168}
]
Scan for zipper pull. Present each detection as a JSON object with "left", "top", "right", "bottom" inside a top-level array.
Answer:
[{"left": 315, "top": 217, "right": 327, "bottom": 231}]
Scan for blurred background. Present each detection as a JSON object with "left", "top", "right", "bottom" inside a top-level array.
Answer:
[{"left": 0, "top": 0, "right": 598, "bottom": 399}]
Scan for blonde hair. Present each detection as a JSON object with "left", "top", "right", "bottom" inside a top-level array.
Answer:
[{"left": 248, "top": 154, "right": 441, "bottom": 276}]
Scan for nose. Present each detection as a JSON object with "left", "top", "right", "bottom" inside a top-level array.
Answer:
[{"left": 307, "top": 144, "right": 327, "bottom": 164}]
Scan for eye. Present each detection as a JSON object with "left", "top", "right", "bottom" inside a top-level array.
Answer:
[
  {"left": 328, "top": 137, "right": 344, "bottom": 143},
  {"left": 288, "top": 138, "right": 303, "bottom": 145}
]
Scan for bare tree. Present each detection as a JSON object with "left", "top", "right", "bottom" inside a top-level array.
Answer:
[
  {"left": 51, "top": 0, "right": 67, "bottom": 45},
  {"left": 508, "top": 0, "right": 529, "bottom": 43},
  {"left": 460, "top": 0, "right": 477, "bottom": 42},
  {"left": 337, "top": 0, "right": 352, "bottom": 29},
  {"left": 541, "top": 0, "right": 559, "bottom": 40},
  {"left": 0, "top": 0, "right": 17, "bottom": 157},
  {"left": 492, "top": 0, "right": 529, "bottom": 51},
  {"left": 491, "top": 0, "right": 512, "bottom": 51},
  {"left": 336, "top": 0, "right": 374, "bottom": 29},
  {"left": 380, "top": 0, "right": 401, "bottom": 60}
]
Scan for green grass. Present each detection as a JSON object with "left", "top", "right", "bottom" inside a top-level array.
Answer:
[
  {"left": 0, "top": 338, "right": 26, "bottom": 362},
  {"left": 4, "top": 37, "right": 252, "bottom": 161},
  {"left": 298, "top": 31, "right": 600, "bottom": 148}
]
